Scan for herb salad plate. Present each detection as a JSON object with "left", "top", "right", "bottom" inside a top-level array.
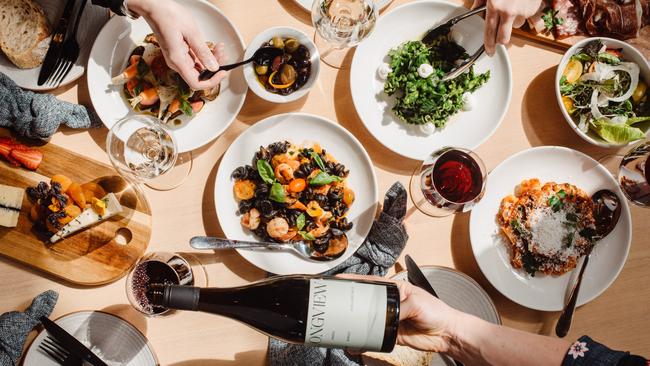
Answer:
[
  {"left": 350, "top": 0, "right": 512, "bottom": 161},
  {"left": 469, "top": 146, "right": 631, "bottom": 311}
]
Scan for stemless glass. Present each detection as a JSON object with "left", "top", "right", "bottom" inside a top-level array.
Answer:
[
  {"left": 599, "top": 140, "right": 650, "bottom": 208},
  {"left": 311, "top": 0, "right": 377, "bottom": 68},
  {"left": 106, "top": 115, "right": 192, "bottom": 191},
  {"left": 126, "top": 252, "right": 207, "bottom": 317},
  {"left": 409, "top": 147, "right": 487, "bottom": 217}
]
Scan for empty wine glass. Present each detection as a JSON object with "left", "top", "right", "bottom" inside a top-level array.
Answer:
[
  {"left": 599, "top": 140, "right": 650, "bottom": 208},
  {"left": 409, "top": 147, "right": 487, "bottom": 217},
  {"left": 106, "top": 115, "right": 192, "bottom": 190},
  {"left": 311, "top": 0, "right": 377, "bottom": 68},
  {"left": 126, "top": 252, "right": 207, "bottom": 317}
]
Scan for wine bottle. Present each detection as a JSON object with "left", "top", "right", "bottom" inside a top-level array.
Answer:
[{"left": 147, "top": 275, "right": 400, "bottom": 352}]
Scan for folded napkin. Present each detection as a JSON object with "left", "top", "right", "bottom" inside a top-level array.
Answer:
[
  {"left": 0, "top": 290, "right": 58, "bottom": 366},
  {"left": 268, "top": 182, "right": 409, "bottom": 366},
  {"left": 0, "top": 73, "right": 100, "bottom": 140}
]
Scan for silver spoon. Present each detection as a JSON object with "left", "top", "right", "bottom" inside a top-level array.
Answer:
[
  {"left": 555, "top": 189, "right": 622, "bottom": 337},
  {"left": 422, "top": 5, "right": 486, "bottom": 82},
  {"left": 189, "top": 234, "right": 348, "bottom": 262}
]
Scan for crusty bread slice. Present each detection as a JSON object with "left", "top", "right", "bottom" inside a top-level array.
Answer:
[
  {"left": 364, "top": 345, "right": 435, "bottom": 366},
  {"left": 0, "top": 0, "right": 51, "bottom": 68}
]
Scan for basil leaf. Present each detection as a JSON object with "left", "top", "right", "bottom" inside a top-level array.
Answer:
[
  {"left": 256, "top": 160, "right": 275, "bottom": 184},
  {"left": 269, "top": 182, "right": 285, "bottom": 203},
  {"left": 310, "top": 151, "right": 327, "bottom": 171},
  {"left": 557, "top": 189, "right": 566, "bottom": 199},
  {"left": 179, "top": 99, "right": 193, "bottom": 116},
  {"left": 299, "top": 231, "right": 315, "bottom": 241},
  {"left": 309, "top": 171, "right": 342, "bottom": 186},
  {"left": 296, "top": 213, "right": 306, "bottom": 231}
]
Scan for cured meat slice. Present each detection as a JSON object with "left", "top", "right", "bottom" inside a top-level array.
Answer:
[
  {"left": 579, "top": 0, "right": 642, "bottom": 39},
  {"left": 553, "top": 0, "right": 584, "bottom": 38}
]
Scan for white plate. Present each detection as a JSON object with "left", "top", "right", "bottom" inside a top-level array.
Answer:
[
  {"left": 215, "top": 113, "right": 378, "bottom": 275},
  {"left": 0, "top": 0, "right": 108, "bottom": 91},
  {"left": 469, "top": 146, "right": 632, "bottom": 311},
  {"left": 371, "top": 266, "right": 500, "bottom": 366},
  {"left": 293, "top": 0, "right": 393, "bottom": 12},
  {"left": 87, "top": 0, "right": 247, "bottom": 153},
  {"left": 23, "top": 311, "right": 157, "bottom": 366},
  {"left": 350, "top": 0, "right": 512, "bottom": 161}
]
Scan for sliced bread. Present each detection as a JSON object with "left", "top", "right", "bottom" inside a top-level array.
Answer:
[{"left": 0, "top": 0, "right": 51, "bottom": 68}]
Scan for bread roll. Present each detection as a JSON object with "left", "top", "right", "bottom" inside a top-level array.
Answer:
[{"left": 0, "top": 0, "right": 51, "bottom": 68}]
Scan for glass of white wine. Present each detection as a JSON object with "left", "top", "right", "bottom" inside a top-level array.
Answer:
[
  {"left": 311, "top": 0, "right": 378, "bottom": 68},
  {"left": 106, "top": 115, "right": 192, "bottom": 191}
]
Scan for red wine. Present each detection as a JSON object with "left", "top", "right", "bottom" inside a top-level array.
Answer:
[
  {"left": 619, "top": 142, "right": 650, "bottom": 207},
  {"left": 431, "top": 149, "right": 483, "bottom": 203},
  {"left": 131, "top": 261, "right": 180, "bottom": 315},
  {"left": 148, "top": 275, "right": 400, "bottom": 352}
]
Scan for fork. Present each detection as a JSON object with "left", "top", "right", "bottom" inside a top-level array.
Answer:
[
  {"left": 38, "top": 336, "right": 83, "bottom": 366},
  {"left": 46, "top": 0, "right": 88, "bottom": 87}
]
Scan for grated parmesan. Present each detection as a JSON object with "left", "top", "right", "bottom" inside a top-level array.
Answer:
[{"left": 528, "top": 206, "right": 576, "bottom": 261}]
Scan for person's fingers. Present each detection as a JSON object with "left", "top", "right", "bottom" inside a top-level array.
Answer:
[
  {"left": 484, "top": 5, "right": 499, "bottom": 56},
  {"left": 214, "top": 42, "right": 227, "bottom": 64},
  {"left": 471, "top": 0, "right": 486, "bottom": 10},
  {"left": 496, "top": 14, "right": 515, "bottom": 46},
  {"left": 513, "top": 15, "right": 526, "bottom": 29},
  {"left": 185, "top": 30, "right": 219, "bottom": 71}
]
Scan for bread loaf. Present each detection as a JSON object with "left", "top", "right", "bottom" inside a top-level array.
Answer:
[
  {"left": 364, "top": 345, "right": 435, "bottom": 366},
  {"left": 0, "top": 0, "right": 51, "bottom": 68}
]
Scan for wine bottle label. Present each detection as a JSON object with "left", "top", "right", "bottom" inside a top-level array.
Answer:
[{"left": 304, "top": 279, "right": 387, "bottom": 350}]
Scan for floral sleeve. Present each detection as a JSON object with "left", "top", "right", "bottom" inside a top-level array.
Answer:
[{"left": 563, "top": 336, "right": 648, "bottom": 366}]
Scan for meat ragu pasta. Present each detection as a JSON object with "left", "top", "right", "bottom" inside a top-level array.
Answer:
[{"left": 497, "top": 179, "right": 599, "bottom": 276}]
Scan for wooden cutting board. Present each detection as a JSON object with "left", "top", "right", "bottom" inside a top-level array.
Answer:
[{"left": 0, "top": 140, "right": 152, "bottom": 286}]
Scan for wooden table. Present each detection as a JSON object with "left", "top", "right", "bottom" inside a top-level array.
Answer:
[{"left": 1, "top": 0, "right": 649, "bottom": 365}]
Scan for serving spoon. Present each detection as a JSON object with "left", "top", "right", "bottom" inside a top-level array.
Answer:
[
  {"left": 189, "top": 234, "right": 348, "bottom": 262},
  {"left": 555, "top": 189, "right": 622, "bottom": 337},
  {"left": 198, "top": 46, "right": 283, "bottom": 81}
]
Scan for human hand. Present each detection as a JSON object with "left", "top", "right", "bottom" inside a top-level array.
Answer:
[
  {"left": 127, "top": 0, "right": 228, "bottom": 90},
  {"left": 472, "top": 0, "right": 542, "bottom": 56},
  {"left": 337, "top": 274, "right": 461, "bottom": 353}
]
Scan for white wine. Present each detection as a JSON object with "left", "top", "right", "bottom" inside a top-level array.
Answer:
[
  {"left": 312, "top": 0, "right": 377, "bottom": 49},
  {"left": 148, "top": 275, "right": 400, "bottom": 352}
]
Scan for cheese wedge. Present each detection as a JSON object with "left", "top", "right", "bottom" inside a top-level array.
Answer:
[
  {"left": 50, "top": 193, "right": 123, "bottom": 243},
  {"left": 0, "top": 184, "right": 24, "bottom": 228}
]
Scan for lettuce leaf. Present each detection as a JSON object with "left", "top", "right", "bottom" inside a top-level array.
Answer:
[{"left": 592, "top": 119, "right": 646, "bottom": 144}]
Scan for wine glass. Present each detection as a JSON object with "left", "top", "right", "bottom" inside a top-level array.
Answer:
[
  {"left": 311, "top": 0, "right": 378, "bottom": 68},
  {"left": 126, "top": 252, "right": 207, "bottom": 317},
  {"left": 409, "top": 147, "right": 487, "bottom": 217},
  {"left": 599, "top": 140, "right": 650, "bottom": 208},
  {"left": 106, "top": 115, "right": 192, "bottom": 191}
]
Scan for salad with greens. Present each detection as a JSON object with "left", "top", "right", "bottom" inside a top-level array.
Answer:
[
  {"left": 383, "top": 31, "right": 490, "bottom": 129},
  {"left": 559, "top": 40, "right": 649, "bottom": 144}
]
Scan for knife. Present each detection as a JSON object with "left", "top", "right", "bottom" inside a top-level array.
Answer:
[
  {"left": 37, "top": 0, "right": 77, "bottom": 86},
  {"left": 404, "top": 255, "right": 464, "bottom": 366},
  {"left": 40, "top": 317, "right": 108, "bottom": 366}
]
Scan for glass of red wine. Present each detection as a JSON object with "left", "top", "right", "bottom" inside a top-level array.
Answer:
[
  {"left": 126, "top": 252, "right": 207, "bottom": 316},
  {"left": 409, "top": 147, "right": 487, "bottom": 217},
  {"left": 599, "top": 141, "right": 650, "bottom": 208}
]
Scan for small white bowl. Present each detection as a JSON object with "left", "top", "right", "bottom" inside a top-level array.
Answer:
[
  {"left": 555, "top": 37, "right": 650, "bottom": 148},
  {"left": 244, "top": 26, "right": 320, "bottom": 103}
]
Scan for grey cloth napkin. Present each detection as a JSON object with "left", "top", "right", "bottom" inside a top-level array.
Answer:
[
  {"left": 0, "top": 72, "right": 100, "bottom": 140},
  {"left": 268, "top": 182, "right": 409, "bottom": 366},
  {"left": 0, "top": 290, "right": 58, "bottom": 366}
]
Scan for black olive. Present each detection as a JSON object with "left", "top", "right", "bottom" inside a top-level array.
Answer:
[{"left": 294, "top": 45, "right": 310, "bottom": 61}]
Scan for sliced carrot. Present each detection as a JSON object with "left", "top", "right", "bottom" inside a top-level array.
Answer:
[
  {"left": 190, "top": 100, "right": 204, "bottom": 113},
  {"left": 137, "top": 88, "right": 159, "bottom": 106},
  {"left": 168, "top": 99, "right": 180, "bottom": 114}
]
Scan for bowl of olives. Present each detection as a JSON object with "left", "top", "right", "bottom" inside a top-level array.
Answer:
[{"left": 244, "top": 27, "right": 320, "bottom": 103}]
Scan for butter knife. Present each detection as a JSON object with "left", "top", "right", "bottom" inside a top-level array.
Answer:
[
  {"left": 404, "top": 255, "right": 463, "bottom": 366},
  {"left": 37, "top": 0, "right": 77, "bottom": 86},
  {"left": 40, "top": 317, "right": 108, "bottom": 366}
]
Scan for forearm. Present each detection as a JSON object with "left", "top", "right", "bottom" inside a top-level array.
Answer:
[{"left": 447, "top": 312, "right": 571, "bottom": 366}]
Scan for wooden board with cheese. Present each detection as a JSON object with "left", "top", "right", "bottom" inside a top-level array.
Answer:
[{"left": 0, "top": 138, "right": 152, "bottom": 285}]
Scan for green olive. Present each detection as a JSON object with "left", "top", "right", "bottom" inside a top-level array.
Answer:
[
  {"left": 284, "top": 38, "right": 300, "bottom": 53},
  {"left": 279, "top": 64, "right": 297, "bottom": 85},
  {"left": 255, "top": 64, "right": 268, "bottom": 75},
  {"left": 270, "top": 36, "right": 285, "bottom": 50}
]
